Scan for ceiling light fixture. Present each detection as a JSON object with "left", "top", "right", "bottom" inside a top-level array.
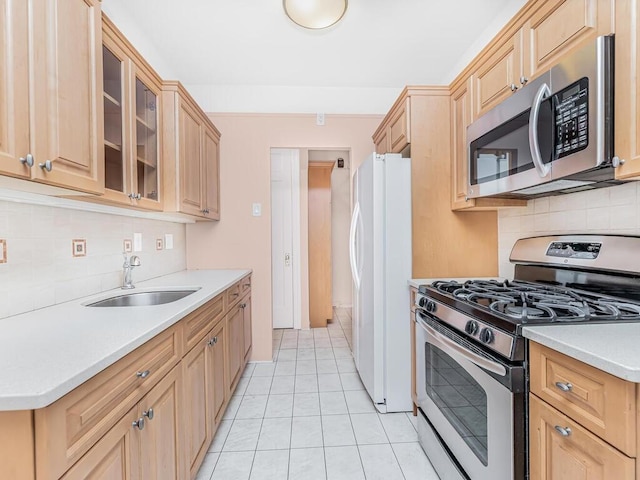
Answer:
[{"left": 283, "top": 0, "right": 348, "bottom": 29}]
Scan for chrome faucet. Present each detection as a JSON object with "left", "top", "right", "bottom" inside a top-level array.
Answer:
[{"left": 122, "top": 253, "right": 141, "bottom": 289}]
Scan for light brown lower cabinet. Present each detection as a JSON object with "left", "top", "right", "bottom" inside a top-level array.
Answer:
[
  {"left": 61, "top": 365, "right": 184, "bottom": 480},
  {"left": 529, "top": 394, "right": 635, "bottom": 480},
  {"left": 0, "top": 274, "right": 252, "bottom": 480}
]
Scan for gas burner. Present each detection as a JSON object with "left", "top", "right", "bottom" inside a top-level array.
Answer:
[{"left": 505, "top": 306, "right": 546, "bottom": 317}]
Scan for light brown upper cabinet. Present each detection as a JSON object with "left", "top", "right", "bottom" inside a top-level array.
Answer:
[
  {"left": 613, "top": 0, "right": 640, "bottom": 179},
  {"left": 0, "top": 0, "right": 104, "bottom": 193},
  {"left": 162, "top": 82, "right": 221, "bottom": 220},
  {"left": 473, "top": 31, "right": 524, "bottom": 118},
  {"left": 372, "top": 97, "right": 410, "bottom": 154},
  {"left": 101, "top": 16, "right": 162, "bottom": 210}
]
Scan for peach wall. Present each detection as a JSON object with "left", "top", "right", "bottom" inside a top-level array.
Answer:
[{"left": 186, "top": 113, "right": 383, "bottom": 362}]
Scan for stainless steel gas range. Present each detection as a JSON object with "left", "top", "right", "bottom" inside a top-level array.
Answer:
[{"left": 414, "top": 234, "right": 640, "bottom": 480}]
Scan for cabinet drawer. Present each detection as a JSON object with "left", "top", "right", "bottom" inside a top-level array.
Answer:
[
  {"left": 183, "top": 294, "right": 225, "bottom": 351},
  {"left": 529, "top": 342, "right": 636, "bottom": 456},
  {"left": 529, "top": 394, "right": 635, "bottom": 480},
  {"left": 35, "top": 325, "right": 182, "bottom": 480},
  {"left": 226, "top": 281, "right": 242, "bottom": 308},
  {"left": 240, "top": 275, "right": 251, "bottom": 295}
]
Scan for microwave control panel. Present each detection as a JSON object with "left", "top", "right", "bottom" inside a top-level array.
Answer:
[{"left": 554, "top": 77, "right": 589, "bottom": 158}]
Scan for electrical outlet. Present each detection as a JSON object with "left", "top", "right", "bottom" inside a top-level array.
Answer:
[
  {"left": 252, "top": 203, "right": 262, "bottom": 217},
  {"left": 133, "top": 233, "right": 142, "bottom": 252},
  {"left": 164, "top": 234, "right": 174, "bottom": 250}
]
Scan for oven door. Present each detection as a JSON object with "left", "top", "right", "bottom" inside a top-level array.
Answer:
[{"left": 415, "top": 311, "right": 519, "bottom": 480}]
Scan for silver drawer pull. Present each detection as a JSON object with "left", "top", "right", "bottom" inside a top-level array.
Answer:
[
  {"left": 143, "top": 408, "right": 154, "bottom": 420},
  {"left": 136, "top": 370, "right": 150, "bottom": 379},
  {"left": 207, "top": 337, "right": 218, "bottom": 346},
  {"left": 554, "top": 425, "right": 572, "bottom": 437},
  {"left": 132, "top": 417, "right": 145, "bottom": 430},
  {"left": 555, "top": 382, "right": 573, "bottom": 392},
  {"left": 19, "top": 154, "right": 34, "bottom": 167},
  {"left": 39, "top": 160, "right": 53, "bottom": 172}
]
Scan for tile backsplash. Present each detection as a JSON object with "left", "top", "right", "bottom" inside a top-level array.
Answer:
[
  {"left": 498, "top": 182, "right": 640, "bottom": 277},
  {"left": 0, "top": 200, "right": 186, "bottom": 319}
]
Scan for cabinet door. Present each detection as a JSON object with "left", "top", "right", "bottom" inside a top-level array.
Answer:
[
  {"left": 182, "top": 337, "right": 211, "bottom": 479},
  {"left": 138, "top": 366, "right": 185, "bottom": 480},
  {"left": 523, "top": 0, "right": 614, "bottom": 79},
  {"left": 374, "top": 129, "right": 388, "bottom": 155},
  {"left": 30, "top": 0, "right": 104, "bottom": 194},
  {"left": 389, "top": 99, "right": 410, "bottom": 153},
  {"left": 0, "top": 0, "right": 30, "bottom": 179},
  {"left": 60, "top": 406, "right": 139, "bottom": 480},
  {"left": 179, "top": 100, "right": 204, "bottom": 216},
  {"left": 529, "top": 395, "right": 635, "bottom": 480},
  {"left": 132, "top": 69, "right": 161, "bottom": 209},
  {"left": 102, "top": 39, "right": 131, "bottom": 202},
  {"left": 474, "top": 31, "right": 522, "bottom": 118},
  {"left": 241, "top": 295, "right": 252, "bottom": 363},
  {"left": 451, "top": 79, "right": 474, "bottom": 210},
  {"left": 226, "top": 305, "right": 244, "bottom": 394},
  {"left": 203, "top": 126, "right": 220, "bottom": 220},
  {"left": 210, "top": 319, "right": 227, "bottom": 425},
  {"left": 614, "top": 0, "right": 640, "bottom": 179}
]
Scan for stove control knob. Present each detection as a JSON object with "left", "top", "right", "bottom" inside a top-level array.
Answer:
[
  {"left": 465, "top": 320, "right": 479, "bottom": 336},
  {"left": 479, "top": 328, "right": 495, "bottom": 345},
  {"left": 424, "top": 300, "right": 437, "bottom": 313}
]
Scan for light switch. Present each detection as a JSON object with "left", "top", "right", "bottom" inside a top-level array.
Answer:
[
  {"left": 316, "top": 112, "right": 325, "bottom": 126},
  {"left": 164, "top": 234, "right": 174, "bottom": 250},
  {"left": 133, "top": 233, "right": 142, "bottom": 252},
  {"left": 252, "top": 203, "right": 262, "bottom": 217}
]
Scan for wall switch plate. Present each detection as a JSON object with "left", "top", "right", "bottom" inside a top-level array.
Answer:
[
  {"left": 164, "top": 234, "right": 174, "bottom": 250},
  {"left": 133, "top": 233, "right": 142, "bottom": 252},
  {"left": 316, "top": 112, "right": 325, "bottom": 126},
  {"left": 252, "top": 203, "right": 262, "bottom": 217}
]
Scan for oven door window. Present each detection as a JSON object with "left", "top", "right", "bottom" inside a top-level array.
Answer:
[{"left": 425, "top": 343, "right": 489, "bottom": 466}]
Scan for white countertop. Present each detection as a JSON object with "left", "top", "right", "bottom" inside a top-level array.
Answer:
[
  {"left": 0, "top": 269, "right": 250, "bottom": 411},
  {"left": 523, "top": 323, "right": 640, "bottom": 382}
]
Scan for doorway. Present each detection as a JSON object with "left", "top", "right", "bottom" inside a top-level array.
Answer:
[{"left": 270, "top": 148, "right": 351, "bottom": 332}]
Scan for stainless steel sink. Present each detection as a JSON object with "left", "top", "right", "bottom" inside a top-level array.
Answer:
[{"left": 86, "top": 289, "right": 200, "bottom": 307}]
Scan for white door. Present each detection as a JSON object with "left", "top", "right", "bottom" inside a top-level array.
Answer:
[{"left": 271, "top": 149, "right": 296, "bottom": 329}]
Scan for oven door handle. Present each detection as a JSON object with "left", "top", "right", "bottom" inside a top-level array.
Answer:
[{"left": 417, "top": 316, "right": 507, "bottom": 377}]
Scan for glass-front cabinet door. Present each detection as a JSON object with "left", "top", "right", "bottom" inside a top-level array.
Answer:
[
  {"left": 101, "top": 16, "right": 162, "bottom": 210},
  {"left": 134, "top": 75, "right": 159, "bottom": 203}
]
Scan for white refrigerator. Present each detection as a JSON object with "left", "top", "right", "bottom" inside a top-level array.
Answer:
[{"left": 349, "top": 153, "right": 412, "bottom": 413}]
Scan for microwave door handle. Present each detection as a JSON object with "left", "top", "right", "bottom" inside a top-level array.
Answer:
[
  {"left": 418, "top": 315, "right": 507, "bottom": 377},
  {"left": 528, "top": 82, "right": 552, "bottom": 178}
]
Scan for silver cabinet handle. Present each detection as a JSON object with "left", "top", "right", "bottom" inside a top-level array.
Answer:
[
  {"left": 136, "top": 370, "right": 150, "bottom": 379},
  {"left": 240, "top": 303, "right": 246, "bottom": 309},
  {"left": 143, "top": 408, "right": 154, "bottom": 420},
  {"left": 231, "top": 293, "right": 239, "bottom": 298},
  {"left": 510, "top": 83, "right": 518, "bottom": 91},
  {"left": 555, "top": 382, "right": 573, "bottom": 392},
  {"left": 207, "top": 337, "right": 218, "bottom": 346},
  {"left": 39, "top": 160, "right": 52, "bottom": 172},
  {"left": 520, "top": 76, "right": 528, "bottom": 85},
  {"left": 19, "top": 154, "right": 34, "bottom": 167},
  {"left": 612, "top": 156, "right": 626, "bottom": 168},
  {"left": 554, "top": 425, "right": 572, "bottom": 437},
  {"left": 132, "top": 417, "right": 145, "bottom": 430},
  {"left": 135, "top": 193, "right": 141, "bottom": 200}
]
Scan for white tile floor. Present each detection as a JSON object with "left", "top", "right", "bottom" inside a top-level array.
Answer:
[{"left": 195, "top": 308, "right": 439, "bottom": 480}]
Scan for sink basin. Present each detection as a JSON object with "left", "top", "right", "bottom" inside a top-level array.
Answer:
[{"left": 86, "top": 289, "right": 200, "bottom": 307}]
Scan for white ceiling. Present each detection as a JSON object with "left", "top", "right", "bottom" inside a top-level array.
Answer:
[{"left": 102, "top": 0, "right": 528, "bottom": 113}]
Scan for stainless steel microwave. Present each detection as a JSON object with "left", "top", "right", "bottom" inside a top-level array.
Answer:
[{"left": 467, "top": 35, "right": 621, "bottom": 199}]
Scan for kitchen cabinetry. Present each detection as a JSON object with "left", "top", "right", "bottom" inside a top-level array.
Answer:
[
  {"left": 613, "top": 0, "right": 640, "bottom": 180},
  {"left": 162, "top": 82, "right": 221, "bottom": 220},
  {"left": 409, "top": 286, "right": 418, "bottom": 416},
  {"left": 0, "top": 0, "right": 104, "bottom": 193},
  {"left": 373, "top": 87, "right": 499, "bottom": 277},
  {"left": 101, "top": 17, "right": 162, "bottom": 210},
  {"left": 372, "top": 98, "right": 410, "bottom": 155},
  {"left": 529, "top": 342, "right": 637, "bottom": 479},
  {"left": 241, "top": 294, "right": 252, "bottom": 364},
  {"left": 0, "top": 275, "right": 252, "bottom": 480}
]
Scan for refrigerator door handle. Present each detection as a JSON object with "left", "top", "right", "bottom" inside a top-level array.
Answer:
[{"left": 349, "top": 202, "right": 361, "bottom": 289}]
